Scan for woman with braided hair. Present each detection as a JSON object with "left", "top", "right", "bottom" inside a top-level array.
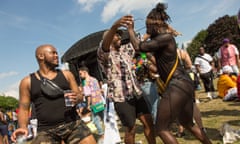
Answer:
[{"left": 128, "top": 2, "right": 212, "bottom": 144}]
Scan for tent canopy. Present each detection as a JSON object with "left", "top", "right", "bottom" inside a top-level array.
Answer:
[
  {"left": 61, "top": 29, "right": 131, "bottom": 63},
  {"left": 61, "top": 30, "right": 105, "bottom": 63},
  {"left": 60, "top": 29, "right": 131, "bottom": 83}
]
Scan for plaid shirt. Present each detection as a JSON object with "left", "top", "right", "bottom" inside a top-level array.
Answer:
[{"left": 97, "top": 42, "right": 142, "bottom": 102}]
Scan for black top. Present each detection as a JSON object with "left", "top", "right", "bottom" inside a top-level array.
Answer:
[
  {"left": 139, "top": 34, "right": 180, "bottom": 82},
  {"left": 30, "top": 70, "right": 79, "bottom": 131}
]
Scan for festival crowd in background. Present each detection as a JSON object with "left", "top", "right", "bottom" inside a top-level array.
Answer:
[{"left": 0, "top": 2, "right": 240, "bottom": 144}]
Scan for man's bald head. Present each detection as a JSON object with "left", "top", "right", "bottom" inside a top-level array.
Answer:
[{"left": 35, "top": 44, "right": 55, "bottom": 60}]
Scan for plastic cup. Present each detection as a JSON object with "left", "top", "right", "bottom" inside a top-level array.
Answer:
[
  {"left": 16, "top": 135, "right": 27, "bottom": 144},
  {"left": 64, "top": 90, "right": 74, "bottom": 107}
]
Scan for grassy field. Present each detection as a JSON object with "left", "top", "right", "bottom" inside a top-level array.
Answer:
[{"left": 119, "top": 79, "right": 240, "bottom": 144}]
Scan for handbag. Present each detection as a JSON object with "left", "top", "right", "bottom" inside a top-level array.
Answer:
[
  {"left": 90, "top": 102, "right": 105, "bottom": 114},
  {"left": 37, "top": 71, "right": 64, "bottom": 98}
]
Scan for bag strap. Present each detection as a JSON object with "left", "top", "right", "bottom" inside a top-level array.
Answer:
[
  {"left": 37, "top": 70, "right": 44, "bottom": 81},
  {"left": 37, "top": 71, "right": 63, "bottom": 91},
  {"left": 156, "top": 54, "right": 179, "bottom": 94},
  {"left": 197, "top": 55, "right": 210, "bottom": 63}
]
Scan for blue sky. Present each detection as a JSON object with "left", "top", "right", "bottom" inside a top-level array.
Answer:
[{"left": 0, "top": 0, "right": 239, "bottom": 99}]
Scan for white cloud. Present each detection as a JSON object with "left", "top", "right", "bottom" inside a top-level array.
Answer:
[
  {"left": 0, "top": 10, "right": 28, "bottom": 29},
  {"left": 0, "top": 71, "right": 18, "bottom": 79},
  {"left": 77, "top": 0, "right": 104, "bottom": 12},
  {"left": 76, "top": 0, "right": 161, "bottom": 23},
  {"left": 3, "top": 81, "right": 20, "bottom": 100},
  {"left": 101, "top": 0, "right": 160, "bottom": 23}
]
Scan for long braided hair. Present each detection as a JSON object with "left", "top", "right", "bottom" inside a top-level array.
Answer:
[{"left": 146, "top": 3, "right": 181, "bottom": 38}]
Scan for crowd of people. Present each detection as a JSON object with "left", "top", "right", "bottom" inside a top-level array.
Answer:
[{"left": 0, "top": 2, "right": 238, "bottom": 144}]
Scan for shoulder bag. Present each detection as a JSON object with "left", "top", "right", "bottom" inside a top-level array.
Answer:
[{"left": 37, "top": 71, "right": 64, "bottom": 98}]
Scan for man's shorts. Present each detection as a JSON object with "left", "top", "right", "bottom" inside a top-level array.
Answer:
[
  {"left": 0, "top": 125, "right": 8, "bottom": 135},
  {"left": 114, "top": 96, "right": 150, "bottom": 128},
  {"left": 31, "top": 119, "right": 92, "bottom": 144}
]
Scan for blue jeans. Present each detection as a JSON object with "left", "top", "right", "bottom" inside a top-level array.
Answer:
[
  {"left": 140, "top": 81, "right": 159, "bottom": 123},
  {"left": 92, "top": 111, "right": 104, "bottom": 136}
]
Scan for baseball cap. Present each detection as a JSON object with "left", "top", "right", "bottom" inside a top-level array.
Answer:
[
  {"left": 223, "top": 38, "right": 230, "bottom": 44},
  {"left": 116, "top": 29, "right": 123, "bottom": 36},
  {"left": 222, "top": 65, "right": 233, "bottom": 73}
]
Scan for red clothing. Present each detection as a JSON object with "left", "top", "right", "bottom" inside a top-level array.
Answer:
[
  {"left": 15, "top": 108, "right": 19, "bottom": 114},
  {"left": 237, "top": 75, "right": 240, "bottom": 99}
]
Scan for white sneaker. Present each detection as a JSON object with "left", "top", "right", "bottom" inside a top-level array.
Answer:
[
  {"left": 207, "top": 92, "right": 212, "bottom": 99},
  {"left": 195, "top": 99, "right": 200, "bottom": 104},
  {"left": 212, "top": 94, "right": 218, "bottom": 99},
  {"left": 211, "top": 92, "right": 218, "bottom": 99}
]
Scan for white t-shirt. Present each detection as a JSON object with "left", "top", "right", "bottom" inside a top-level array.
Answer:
[{"left": 194, "top": 53, "right": 213, "bottom": 74}]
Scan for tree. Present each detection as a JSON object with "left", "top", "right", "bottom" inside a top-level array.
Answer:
[
  {"left": 187, "top": 14, "right": 240, "bottom": 61},
  {"left": 187, "top": 30, "right": 208, "bottom": 60},
  {"left": 0, "top": 96, "right": 18, "bottom": 110},
  {"left": 205, "top": 15, "right": 240, "bottom": 55}
]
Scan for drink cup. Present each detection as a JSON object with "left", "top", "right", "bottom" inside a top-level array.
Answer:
[
  {"left": 64, "top": 90, "right": 74, "bottom": 107},
  {"left": 16, "top": 135, "right": 27, "bottom": 144}
]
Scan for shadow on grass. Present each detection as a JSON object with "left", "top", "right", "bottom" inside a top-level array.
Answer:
[
  {"left": 118, "top": 123, "right": 224, "bottom": 142},
  {"left": 118, "top": 122, "right": 145, "bottom": 135},
  {"left": 201, "top": 109, "right": 240, "bottom": 117},
  {"left": 179, "top": 127, "right": 222, "bottom": 142}
]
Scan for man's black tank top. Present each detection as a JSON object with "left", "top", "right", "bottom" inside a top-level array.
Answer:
[{"left": 30, "top": 70, "right": 79, "bottom": 131}]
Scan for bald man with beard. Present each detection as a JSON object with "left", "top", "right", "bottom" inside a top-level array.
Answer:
[{"left": 11, "top": 44, "right": 96, "bottom": 144}]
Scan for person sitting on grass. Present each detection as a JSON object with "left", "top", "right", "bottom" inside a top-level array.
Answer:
[{"left": 217, "top": 65, "right": 238, "bottom": 101}]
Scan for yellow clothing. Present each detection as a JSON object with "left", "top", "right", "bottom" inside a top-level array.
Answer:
[{"left": 217, "top": 74, "right": 237, "bottom": 98}]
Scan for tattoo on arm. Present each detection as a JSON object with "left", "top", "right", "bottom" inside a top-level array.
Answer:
[{"left": 19, "top": 102, "right": 30, "bottom": 110}]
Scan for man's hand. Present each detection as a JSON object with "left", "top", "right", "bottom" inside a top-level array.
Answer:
[
  {"left": 113, "top": 15, "right": 134, "bottom": 29},
  {"left": 65, "top": 91, "right": 79, "bottom": 105},
  {"left": 11, "top": 128, "right": 28, "bottom": 143}
]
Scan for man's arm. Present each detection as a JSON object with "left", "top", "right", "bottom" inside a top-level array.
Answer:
[
  {"left": 63, "top": 70, "right": 83, "bottom": 103},
  {"left": 217, "top": 49, "right": 222, "bottom": 71},
  {"left": 183, "top": 50, "right": 192, "bottom": 70},
  {"left": 18, "top": 76, "right": 31, "bottom": 130},
  {"left": 195, "top": 64, "right": 201, "bottom": 74},
  {"left": 11, "top": 77, "right": 31, "bottom": 142},
  {"left": 127, "top": 17, "right": 141, "bottom": 51},
  {"left": 102, "top": 15, "right": 133, "bottom": 52},
  {"left": 235, "top": 54, "right": 240, "bottom": 68}
]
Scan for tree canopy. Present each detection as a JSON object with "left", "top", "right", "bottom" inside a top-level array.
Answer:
[
  {"left": 187, "top": 30, "right": 208, "bottom": 60},
  {"left": 0, "top": 96, "right": 18, "bottom": 110},
  {"left": 187, "top": 14, "right": 240, "bottom": 60},
  {"left": 205, "top": 15, "right": 240, "bottom": 55}
]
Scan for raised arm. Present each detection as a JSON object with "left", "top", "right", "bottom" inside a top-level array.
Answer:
[
  {"left": 127, "top": 19, "right": 140, "bottom": 51},
  {"left": 140, "top": 34, "right": 175, "bottom": 52},
  {"left": 102, "top": 15, "right": 133, "bottom": 52},
  {"left": 128, "top": 25, "right": 175, "bottom": 53}
]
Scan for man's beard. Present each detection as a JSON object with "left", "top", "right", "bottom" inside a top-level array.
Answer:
[
  {"left": 45, "top": 60, "right": 59, "bottom": 69},
  {"left": 113, "top": 41, "right": 121, "bottom": 50}
]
